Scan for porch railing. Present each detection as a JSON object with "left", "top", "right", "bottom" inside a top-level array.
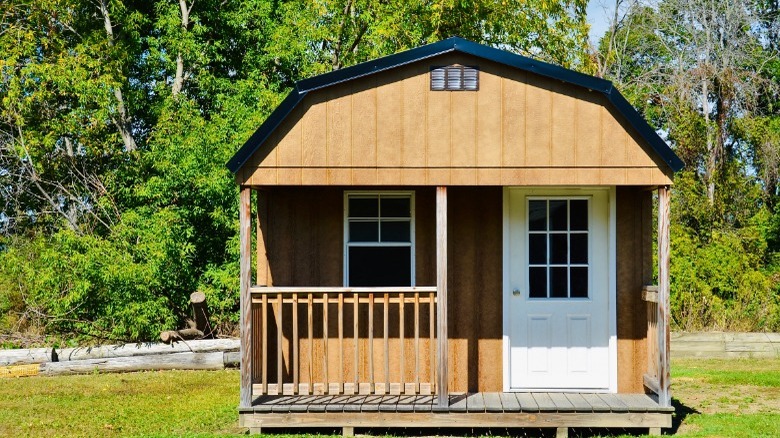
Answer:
[
  {"left": 249, "top": 286, "right": 437, "bottom": 396},
  {"left": 642, "top": 285, "right": 660, "bottom": 394}
]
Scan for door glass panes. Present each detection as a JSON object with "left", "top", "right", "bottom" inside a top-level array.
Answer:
[
  {"left": 527, "top": 199, "right": 589, "bottom": 298},
  {"left": 347, "top": 194, "right": 413, "bottom": 286}
]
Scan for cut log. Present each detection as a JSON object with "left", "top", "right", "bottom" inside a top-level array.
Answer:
[
  {"left": 190, "top": 291, "right": 212, "bottom": 336},
  {"left": 39, "top": 352, "right": 225, "bottom": 376},
  {"left": 160, "top": 328, "right": 204, "bottom": 344}
]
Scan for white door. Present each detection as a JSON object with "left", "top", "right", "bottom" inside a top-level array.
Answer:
[{"left": 506, "top": 188, "right": 613, "bottom": 391}]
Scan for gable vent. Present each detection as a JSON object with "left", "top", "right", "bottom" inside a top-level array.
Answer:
[{"left": 431, "top": 65, "right": 479, "bottom": 91}]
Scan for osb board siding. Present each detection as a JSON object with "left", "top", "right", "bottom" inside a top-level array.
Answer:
[
  {"left": 254, "top": 187, "right": 502, "bottom": 392},
  {"left": 616, "top": 187, "right": 653, "bottom": 393},
  {"left": 240, "top": 53, "right": 673, "bottom": 186},
  {"left": 447, "top": 187, "right": 504, "bottom": 392}
]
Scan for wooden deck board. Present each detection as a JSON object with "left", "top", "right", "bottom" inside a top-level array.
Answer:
[
  {"left": 532, "top": 393, "right": 557, "bottom": 411},
  {"left": 515, "top": 393, "right": 539, "bottom": 412},
  {"left": 466, "top": 392, "right": 485, "bottom": 412},
  {"left": 248, "top": 391, "right": 673, "bottom": 415},
  {"left": 483, "top": 392, "right": 503, "bottom": 412},
  {"left": 498, "top": 392, "right": 521, "bottom": 412}
]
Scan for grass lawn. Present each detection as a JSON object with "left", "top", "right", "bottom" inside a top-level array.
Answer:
[{"left": 0, "top": 358, "right": 778, "bottom": 437}]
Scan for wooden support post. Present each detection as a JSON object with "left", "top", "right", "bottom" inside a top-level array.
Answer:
[
  {"left": 436, "top": 186, "right": 448, "bottom": 408},
  {"left": 239, "top": 186, "right": 253, "bottom": 408},
  {"left": 556, "top": 427, "right": 569, "bottom": 438},
  {"left": 657, "top": 186, "right": 671, "bottom": 408}
]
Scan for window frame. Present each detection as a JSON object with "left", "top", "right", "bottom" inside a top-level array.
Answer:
[
  {"left": 526, "top": 196, "right": 592, "bottom": 300},
  {"left": 343, "top": 191, "right": 416, "bottom": 287}
]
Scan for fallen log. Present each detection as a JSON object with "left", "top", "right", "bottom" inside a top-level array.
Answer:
[
  {"left": 160, "top": 328, "right": 204, "bottom": 344},
  {"left": 0, "top": 348, "right": 56, "bottom": 366},
  {"left": 56, "top": 339, "right": 239, "bottom": 362},
  {"left": 39, "top": 351, "right": 225, "bottom": 376}
]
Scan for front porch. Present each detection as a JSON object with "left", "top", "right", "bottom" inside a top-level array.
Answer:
[{"left": 239, "top": 392, "right": 673, "bottom": 435}]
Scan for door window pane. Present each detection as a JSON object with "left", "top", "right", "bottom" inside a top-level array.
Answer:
[
  {"left": 569, "top": 233, "right": 588, "bottom": 264},
  {"left": 529, "top": 200, "right": 547, "bottom": 231},
  {"left": 529, "top": 267, "right": 547, "bottom": 298},
  {"left": 549, "top": 234, "right": 568, "bottom": 264},
  {"left": 550, "top": 267, "right": 568, "bottom": 298},
  {"left": 528, "top": 234, "right": 547, "bottom": 264},
  {"left": 570, "top": 200, "right": 588, "bottom": 231},
  {"left": 549, "top": 200, "right": 568, "bottom": 230},
  {"left": 570, "top": 267, "right": 588, "bottom": 298}
]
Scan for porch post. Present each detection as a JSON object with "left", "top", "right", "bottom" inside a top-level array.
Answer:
[
  {"left": 657, "top": 186, "right": 671, "bottom": 407},
  {"left": 239, "top": 186, "right": 253, "bottom": 408},
  {"left": 436, "top": 186, "right": 448, "bottom": 408}
]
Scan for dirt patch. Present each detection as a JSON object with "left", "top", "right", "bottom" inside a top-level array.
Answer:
[{"left": 674, "top": 376, "right": 780, "bottom": 414}]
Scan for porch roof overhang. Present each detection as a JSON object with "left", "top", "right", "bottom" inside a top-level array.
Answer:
[{"left": 227, "top": 37, "right": 684, "bottom": 178}]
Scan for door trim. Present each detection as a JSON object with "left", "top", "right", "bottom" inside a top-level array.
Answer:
[{"left": 502, "top": 187, "right": 617, "bottom": 393}]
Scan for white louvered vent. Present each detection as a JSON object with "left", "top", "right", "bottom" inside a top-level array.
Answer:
[{"left": 430, "top": 65, "right": 479, "bottom": 91}]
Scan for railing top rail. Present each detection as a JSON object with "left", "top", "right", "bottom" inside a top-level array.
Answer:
[{"left": 250, "top": 286, "right": 437, "bottom": 295}]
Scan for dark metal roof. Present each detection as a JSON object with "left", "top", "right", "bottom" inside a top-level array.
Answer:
[{"left": 227, "top": 37, "right": 684, "bottom": 175}]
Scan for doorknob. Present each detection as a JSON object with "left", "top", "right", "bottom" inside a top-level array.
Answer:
[{"left": 512, "top": 289, "right": 521, "bottom": 296}]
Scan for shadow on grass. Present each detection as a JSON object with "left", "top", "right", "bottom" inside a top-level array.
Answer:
[{"left": 668, "top": 397, "right": 699, "bottom": 435}]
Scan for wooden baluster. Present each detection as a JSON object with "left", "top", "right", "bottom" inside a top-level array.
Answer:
[
  {"left": 338, "top": 292, "right": 344, "bottom": 394},
  {"left": 429, "top": 292, "right": 435, "bottom": 392},
  {"left": 323, "top": 292, "right": 329, "bottom": 394},
  {"left": 383, "top": 292, "right": 389, "bottom": 394},
  {"left": 353, "top": 292, "right": 359, "bottom": 393},
  {"left": 293, "top": 293, "right": 299, "bottom": 394},
  {"left": 308, "top": 293, "right": 313, "bottom": 395},
  {"left": 414, "top": 292, "right": 420, "bottom": 393},
  {"left": 368, "top": 293, "right": 374, "bottom": 393},
  {"left": 399, "top": 292, "right": 405, "bottom": 394},
  {"left": 262, "top": 294, "right": 268, "bottom": 395},
  {"left": 276, "top": 293, "right": 283, "bottom": 393}
]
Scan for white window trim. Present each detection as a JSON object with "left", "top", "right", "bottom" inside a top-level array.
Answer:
[{"left": 343, "top": 191, "right": 416, "bottom": 287}]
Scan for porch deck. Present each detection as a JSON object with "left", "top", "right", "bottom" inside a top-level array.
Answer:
[{"left": 238, "top": 392, "right": 674, "bottom": 434}]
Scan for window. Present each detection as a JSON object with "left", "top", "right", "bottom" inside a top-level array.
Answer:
[
  {"left": 345, "top": 192, "right": 414, "bottom": 286},
  {"left": 527, "top": 198, "right": 589, "bottom": 299},
  {"left": 430, "top": 65, "right": 479, "bottom": 91}
]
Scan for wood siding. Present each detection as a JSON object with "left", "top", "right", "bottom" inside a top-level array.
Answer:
[
  {"left": 255, "top": 186, "right": 649, "bottom": 392},
  {"left": 616, "top": 187, "right": 653, "bottom": 393},
  {"left": 240, "top": 53, "right": 673, "bottom": 187}
]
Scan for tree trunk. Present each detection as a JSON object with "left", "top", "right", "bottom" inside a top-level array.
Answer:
[{"left": 190, "top": 291, "right": 212, "bottom": 337}]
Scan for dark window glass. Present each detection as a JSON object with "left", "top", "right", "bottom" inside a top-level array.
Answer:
[
  {"left": 549, "top": 234, "right": 568, "bottom": 264},
  {"left": 350, "top": 221, "right": 379, "bottom": 242},
  {"left": 570, "top": 233, "right": 588, "bottom": 264},
  {"left": 570, "top": 267, "right": 588, "bottom": 298},
  {"left": 381, "top": 198, "right": 411, "bottom": 218},
  {"left": 381, "top": 221, "right": 410, "bottom": 242},
  {"left": 549, "top": 200, "right": 568, "bottom": 230},
  {"left": 529, "top": 200, "right": 547, "bottom": 231},
  {"left": 349, "top": 247, "right": 411, "bottom": 286},
  {"left": 528, "top": 234, "right": 547, "bottom": 264},
  {"left": 570, "top": 200, "right": 588, "bottom": 231},
  {"left": 550, "top": 267, "right": 568, "bottom": 298},
  {"left": 350, "top": 197, "right": 378, "bottom": 217},
  {"left": 529, "top": 267, "right": 547, "bottom": 298}
]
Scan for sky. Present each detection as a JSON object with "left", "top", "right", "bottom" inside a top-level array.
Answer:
[{"left": 586, "top": 0, "right": 614, "bottom": 44}]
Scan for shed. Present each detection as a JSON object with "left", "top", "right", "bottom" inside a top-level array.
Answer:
[{"left": 229, "top": 37, "right": 681, "bottom": 436}]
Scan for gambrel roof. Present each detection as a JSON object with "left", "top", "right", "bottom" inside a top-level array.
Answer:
[{"left": 228, "top": 37, "right": 683, "bottom": 183}]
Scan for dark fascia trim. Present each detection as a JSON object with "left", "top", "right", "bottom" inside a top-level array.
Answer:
[
  {"left": 606, "top": 90, "right": 684, "bottom": 172},
  {"left": 228, "top": 36, "right": 683, "bottom": 174},
  {"left": 227, "top": 89, "right": 307, "bottom": 174}
]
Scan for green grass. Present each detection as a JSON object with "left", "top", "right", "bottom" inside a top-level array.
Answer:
[{"left": 1, "top": 358, "right": 779, "bottom": 437}]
